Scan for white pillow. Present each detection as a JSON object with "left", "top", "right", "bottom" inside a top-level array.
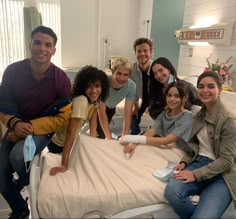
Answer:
[{"left": 220, "top": 91, "right": 236, "bottom": 119}]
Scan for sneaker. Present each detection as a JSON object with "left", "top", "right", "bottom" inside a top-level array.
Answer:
[
  {"left": 8, "top": 198, "right": 30, "bottom": 219},
  {"left": 8, "top": 207, "right": 30, "bottom": 219}
]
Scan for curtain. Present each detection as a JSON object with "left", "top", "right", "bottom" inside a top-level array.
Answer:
[
  {"left": 0, "top": 0, "right": 24, "bottom": 78},
  {"left": 23, "top": 0, "right": 42, "bottom": 58},
  {"left": 0, "top": 0, "right": 61, "bottom": 81}
]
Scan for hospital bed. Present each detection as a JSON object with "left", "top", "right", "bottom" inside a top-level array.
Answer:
[
  {"left": 28, "top": 92, "right": 236, "bottom": 219},
  {"left": 29, "top": 134, "right": 183, "bottom": 218},
  {"left": 29, "top": 133, "right": 236, "bottom": 219},
  {"left": 29, "top": 113, "right": 184, "bottom": 219}
]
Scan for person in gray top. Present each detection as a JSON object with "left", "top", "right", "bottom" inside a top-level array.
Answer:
[
  {"left": 120, "top": 81, "right": 193, "bottom": 157},
  {"left": 130, "top": 38, "right": 153, "bottom": 135}
]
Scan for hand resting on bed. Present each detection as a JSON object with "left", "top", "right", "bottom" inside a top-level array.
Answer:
[{"left": 49, "top": 164, "right": 67, "bottom": 176}]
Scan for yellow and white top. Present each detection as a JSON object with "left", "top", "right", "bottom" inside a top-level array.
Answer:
[{"left": 51, "top": 95, "right": 97, "bottom": 147}]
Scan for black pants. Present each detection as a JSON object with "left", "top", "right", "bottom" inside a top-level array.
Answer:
[
  {"left": 131, "top": 100, "right": 149, "bottom": 135},
  {"left": 97, "top": 106, "right": 116, "bottom": 139},
  {"left": 47, "top": 141, "right": 63, "bottom": 154}
]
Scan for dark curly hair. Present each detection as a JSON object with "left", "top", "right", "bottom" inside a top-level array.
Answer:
[{"left": 72, "top": 66, "right": 109, "bottom": 102}]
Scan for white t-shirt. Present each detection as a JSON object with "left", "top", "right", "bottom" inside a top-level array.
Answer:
[{"left": 197, "top": 125, "right": 216, "bottom": 160}]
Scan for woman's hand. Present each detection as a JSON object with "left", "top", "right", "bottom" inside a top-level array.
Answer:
[
  {"left": 49, "top": 165, "right": 67, "bottom": 176},
  {"left": 173, "top": 170, "right": 196, "bottom": 183},
  {"left": 123, "top": 143, "right": 137, "bottom": 157},
  {"left": 174, "top": 163, "right": 186, "bottom": 171}
]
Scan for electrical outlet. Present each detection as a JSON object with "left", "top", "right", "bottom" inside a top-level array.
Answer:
[{"left": 189, "top": 48, "right": 193, "bottom": 57}]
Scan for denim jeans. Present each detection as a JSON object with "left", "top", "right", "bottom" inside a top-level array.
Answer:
[
  {"left": 164, "top": 155, "right": 232, "bottom": 219},
  {"left": 0, "top": 130, "right": 51, "bottom": 211}
]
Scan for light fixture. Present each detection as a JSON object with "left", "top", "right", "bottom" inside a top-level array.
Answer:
[
  {"left": 187, "top": 42, "right": 209, "bottom": 46},
  {"left": 175, "top": 21, "right": 234, "bottom": 46},
  {"left": 189, "top": 16, "right": 218, "bottom": 29}
]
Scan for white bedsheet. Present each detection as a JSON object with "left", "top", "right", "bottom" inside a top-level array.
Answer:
[{"left": 37, "top": 134, "right": 186, "bottom": 218}]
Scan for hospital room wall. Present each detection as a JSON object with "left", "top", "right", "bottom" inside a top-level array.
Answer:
[
  {"left": 150, "top": 0, "right": 186, "bottom": 70},
  {"left": 60, "top": 0, "right": 153, "bottom": 72},
  {"left": 177, "top": 0, "right": 236, "bottom": 89}
]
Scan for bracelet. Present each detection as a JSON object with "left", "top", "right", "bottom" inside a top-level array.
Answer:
[{"left": 7, "top": 116, "right": 17, "bottom": 128}]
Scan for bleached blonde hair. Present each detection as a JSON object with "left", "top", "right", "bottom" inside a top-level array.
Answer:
[{"left": 110, "top": 56, "right": 132, "bottom": 74}]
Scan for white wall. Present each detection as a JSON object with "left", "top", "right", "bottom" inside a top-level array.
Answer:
[
  {"left": 60, "top": 0, "right": 99, "bottom": 70},
  {"left": 178, "top": 0, "right": 236, "bottom": 89},
  {"left": 138, "top": 0, "right": 153, "bottom": 38},
  {"left": 60, "top": 0, "right": 153, "bottom": 70}
]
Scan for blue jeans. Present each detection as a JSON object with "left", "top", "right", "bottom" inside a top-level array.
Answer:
[
  {"left": 0, "top": 130, "right": 51, "bottom": 211},
  {"left": 164, "top": 155, "right": 232, "bottom": 219}
]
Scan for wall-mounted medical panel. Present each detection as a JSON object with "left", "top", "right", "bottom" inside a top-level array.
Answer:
[{"left": 176, "top": 21, "right": 234, "bottom": 46}]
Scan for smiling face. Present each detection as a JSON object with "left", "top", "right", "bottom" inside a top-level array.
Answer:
[
  {"left": 166, "top": 87, "right": 185, "bottom": 112},
  {"left": 111, "top": 65, "right": 130, "bottom": 89},
  {"left": 85, "top": 81, "right": 102, "bottom": 103},
  {"left": 30, "top": 32, "right": 56, "bottom": 65},
  {"left": 197, "top": 76, "right": 221, "bottom": 109},
  {"left": 135, "top": 43, "right": 152, "bottom": 66},
  {"left": 152, "top": 63, "right": 170, "bottom": 86}
]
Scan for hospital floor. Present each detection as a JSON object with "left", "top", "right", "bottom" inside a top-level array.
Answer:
[
  {"left": 0, "top": 189, "right": 30, "bottom": 218},
  {"left": 0, "top": 194, "right": 10, "bottom": 218}
]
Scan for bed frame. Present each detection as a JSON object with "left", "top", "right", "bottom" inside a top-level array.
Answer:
[{"left": 29, "top": 147, "right": 236, "bottom": 219}]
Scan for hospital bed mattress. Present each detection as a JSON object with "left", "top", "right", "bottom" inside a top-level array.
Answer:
[{"left": 36, "top": 134, "right": 186, "bottom": 218}]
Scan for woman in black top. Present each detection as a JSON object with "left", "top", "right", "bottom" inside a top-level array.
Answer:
[{"left": 148, "top": 57, "right": 202, "bottom": 120}]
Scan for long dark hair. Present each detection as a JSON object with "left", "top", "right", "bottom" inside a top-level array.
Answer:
[
  {"left": 149, "top": 57, "right": 179, "bottom": 103},
  {"left": 72, "top": 66, "right": 109, "bottom": 102},
  {"left": 149, "top": 57, "right": 179, "bottom": 93},
  {"left": 165, "top": 81, "right": 190, "bottom": 110}
]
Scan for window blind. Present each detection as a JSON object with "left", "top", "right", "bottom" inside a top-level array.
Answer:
[{"left": 0, "top": 0, "right": 61, "bottom": 81}]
